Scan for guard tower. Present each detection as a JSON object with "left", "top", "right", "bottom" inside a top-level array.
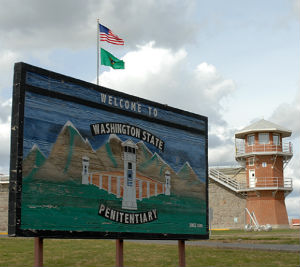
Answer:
[
  {"left": 121, "top": 139, "right": 138, "bottom": 210},
  {"left": 165, "top": 170, "right": 171, "bottom": 196},
  {"left": 235, "top": 119, "right": 293, "bottom": 228},
  {"left": 82, "top": 156, "right": 90, "bottom": 185}
]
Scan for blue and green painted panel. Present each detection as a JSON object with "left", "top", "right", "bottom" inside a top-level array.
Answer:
[{"left": 12, "top": 63, "right": 208, "bottom": 239}]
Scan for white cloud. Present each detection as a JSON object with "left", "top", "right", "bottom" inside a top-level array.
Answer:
[
  {"left": 0, "top": 98, "right": 12, "bottom": 175},
  {"left": 0, "top": 98, "right": 12, "bottom": 123},
  {"left": 0, "top": 50, "right": 20, "bottom": 93},
  {"left": 100, "top": 42, "right": 236, "bottom": 127},
  {"left": 0, "top": 0, "right": 198, "bottom": 51},
  {"left": 270, "top": 90, "right": 300, "bottom": 138},
  {"left": 0, "top": 118, "right": 11, "bottom": 174},
  {"left": 286, "top": 196, "right": 300, "bottom": 219},
  {"left": 0, "top": 0, "right": 93, "bottom": 51},
  {"left": 208, "top": 124, "right": 236, "bottom": 165},
  {"left": 195, "top": 62, "right": 235, "bottom": 101},
  {"left": 285, "top": 150, "right": 300, "bottom": 218},
  {"left": 209, "top": 144, "right": 235, "bottom": 167},
  {"left": 101, "top": 41, "right": 187, "bottom": 86},
  {"left": 290, "top": 0, "right": 300, "bottom": 19}
]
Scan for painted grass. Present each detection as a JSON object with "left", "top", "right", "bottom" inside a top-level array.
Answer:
[
  {"left": 21, "top": 180, "right": 206, "bottom": 235},
  {"left": 0, "top": 238, "right": 299, "bottom": 267}
]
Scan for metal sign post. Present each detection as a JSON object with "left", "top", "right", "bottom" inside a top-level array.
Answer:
[
  {"left": 116, "top": 239, "right": 124, "bottom": 267},
  {"left": 34, "top": 237, "right": 43, "bottom": 267},
  {"left": 178, "top": 240, "right": 186, "bottom": 267}
]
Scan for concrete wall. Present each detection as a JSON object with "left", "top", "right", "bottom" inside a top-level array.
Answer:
[
  {"left": 209, "top": 179, "right": 246, "bottom": 229},
  {"left": 0, "top": 183, "right": 9, "bottom": 233}
]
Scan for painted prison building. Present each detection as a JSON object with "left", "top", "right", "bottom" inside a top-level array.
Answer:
[
  {"left": 209, "top": 119, "right": 293, "bottom": 229},
  {"left": 81, "top": 139, "right": 171, "bottom": 211}
]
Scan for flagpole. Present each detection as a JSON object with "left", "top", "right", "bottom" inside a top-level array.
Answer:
[{"left": 97, "top": 19, "right": 100, "bottom": 86}]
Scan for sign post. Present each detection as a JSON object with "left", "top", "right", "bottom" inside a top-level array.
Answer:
[
  {"left": 178, "top": 240, "right": 186, "bottom": 267},
  {"left": 34, "top": 237, "right": 43, "bottom": 267},
  {"left": 116, "top": 239, "right": 124, "bottom": 267}
]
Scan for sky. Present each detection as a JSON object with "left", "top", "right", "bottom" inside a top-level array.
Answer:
[{"left": 0, "top": 0, "right": 299, "bottom": 219}]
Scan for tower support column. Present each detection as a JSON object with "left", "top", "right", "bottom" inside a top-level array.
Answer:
[{"left": 246, "top": 190, "right": 289, "bottom": 227}]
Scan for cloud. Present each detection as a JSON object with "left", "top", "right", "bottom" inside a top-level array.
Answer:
[
  {"left": 93, "top": 0, "right": 198, "bottom": 49},
  {"left": 285, "top": 150, "right": 300, "bottom": 218},
  {"left": 0, "top": 98, "right": 11, "bottom": 123},
  {"left": 270, "top": 90, "right": 300, "bottom": 138},
  {"left": 100, "top": 42, "right": 236, "bottom": 126},
  {"left": 0, "top": 98, "right": 11, "bottom": 174},
  {"left": 209, "top": 144, "right": 236, "bottom": 166},
  {"left": 286, "top": 195, "right": 300, "bottom": 219},
  {"left": 0, "top": 0, "right": 198, "bottom": 51},
  {"left": 208, "top": 124, "right": 237, "bottom": 165},
  {"left": 0, "top": 50, "right": 20, "bottom": 95},
  {"left": 0, "top": 119, "right": 11, "bottom": 174},
  {"left": 0, "top": 0, "right": 93, "bottom": 51},
  {"left": 290, "top": 0, "right": 300, "bottom": 20}
]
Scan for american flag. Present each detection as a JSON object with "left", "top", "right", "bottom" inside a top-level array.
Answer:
[{"left": 99, "top": 23, "right": 124, "bottom": 45}]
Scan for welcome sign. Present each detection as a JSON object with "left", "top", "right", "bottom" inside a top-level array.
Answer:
[{"left": 9, "top": 62, "right": 208, "bottom": 239}]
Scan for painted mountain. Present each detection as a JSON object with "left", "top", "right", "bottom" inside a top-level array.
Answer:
[
  {"left": 31, "top": 121, "right": 102, "bottom": 183},
  {"left": 23, "top": 121, "right": 205, "bottom": 200},
  {"left": 95, "top": 134, "right": 123, "bottom": 171},
  {"left": 176, "top": 162, "right": 206, "bottom": 197},
  {"left": 22, "top": 144, "right": 46, "bottom": 178}
]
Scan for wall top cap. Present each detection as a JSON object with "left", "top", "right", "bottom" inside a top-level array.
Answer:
[
  {"left": 0, "top": 174, "right": 9, "bottom": 183},
  {"left": 235, "top": 119, "right": 292, "bottom": 139}
]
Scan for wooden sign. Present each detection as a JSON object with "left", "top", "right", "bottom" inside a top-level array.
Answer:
[{"left": 9, "top": 62, "right": 208, "bottom": 239}]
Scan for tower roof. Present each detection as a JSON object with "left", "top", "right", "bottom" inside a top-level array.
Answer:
[
  {"left": 235, "top": 119, "right": 292, "bottom": 139},
  {"left": 121, "top": 139, "right": 138, "bottom": 149}
]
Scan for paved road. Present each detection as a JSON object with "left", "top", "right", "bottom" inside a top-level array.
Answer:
[{"left": 128, "top": 240, "right": 300, "bottom": 252}]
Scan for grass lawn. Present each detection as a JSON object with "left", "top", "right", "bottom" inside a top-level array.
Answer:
[{"left": 0, "top": 235, "right": 299, "bottom": 267}]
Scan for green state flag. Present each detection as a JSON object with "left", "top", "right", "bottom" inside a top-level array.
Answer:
[{"left": 101, "top": 48, "right": 125, "bottom": 69}]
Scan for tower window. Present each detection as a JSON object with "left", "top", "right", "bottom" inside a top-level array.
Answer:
[
  {"left": 259, "top": 133, "right": 269, "bottom": 144},
  {"left": 124, "top": 146, "right": 136, "bottom": 154},
  {"left": 248, "top": 157, "right": 255, "bottom": 166},
  {"left": 128, "top": 162, "right": 132, "bottom": 170},
  {"left": 247, "top": 135, "right": 255, "bottom": 146},
  {"left": 273, "top": 134, "right": 280, "bottom": 145}
]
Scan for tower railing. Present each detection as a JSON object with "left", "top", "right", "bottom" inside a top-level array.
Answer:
[
  {"left": 235, "top": 141, "right": 293, "bottom": 156},
  {"left": 209, "top": 168, "right": 241, "bottom": 192},
  {"left": 209, "top": 167, "right": 293, "bottom": 193},
  {"left": 245, "top": 177, "right": 293, "bottom": 189}
]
